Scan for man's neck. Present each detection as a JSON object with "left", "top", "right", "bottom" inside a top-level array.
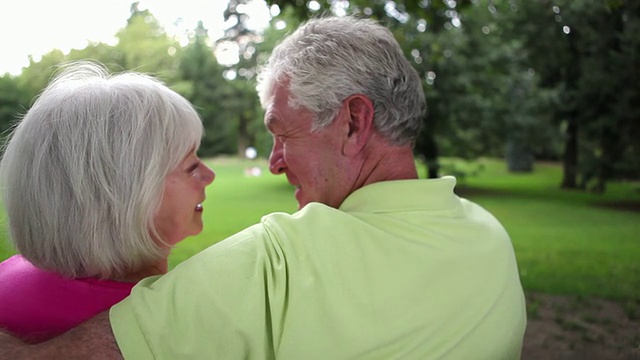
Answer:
[{"left": 354, "top": 142, "right": 419, "bottom": 190}]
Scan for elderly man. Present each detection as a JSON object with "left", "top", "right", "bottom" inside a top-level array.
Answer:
[{"left": 2, "top": 16, "right": 526, "bottom": 359}]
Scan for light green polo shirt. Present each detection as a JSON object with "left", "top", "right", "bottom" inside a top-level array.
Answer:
[{"left": 111, "top": 177, "right": 526, "bottom": 359}]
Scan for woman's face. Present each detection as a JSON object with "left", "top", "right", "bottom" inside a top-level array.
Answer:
[{"left": 153, "top": 151, "right": 215, "bottom": 246}]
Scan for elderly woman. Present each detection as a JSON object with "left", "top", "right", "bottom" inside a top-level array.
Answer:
[{"left": 0, "top": 61, "right": 215, "bottom": 343}]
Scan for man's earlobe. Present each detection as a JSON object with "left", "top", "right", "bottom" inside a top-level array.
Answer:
[{"left": 343, "top": 94, "right": 374, "bottom": 156}]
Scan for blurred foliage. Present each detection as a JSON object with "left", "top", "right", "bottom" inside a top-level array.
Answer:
[
  {"left": 266, "top": 0, "right": 640, "bottom": 191},
  {"left": 219, "top": 0, "right": 264, "bottom": 157},
  {"left": 0, "top": 0, "right": 637, "bottom": 193},
  {"left": 115, "top": 2, "right": 183, "bottom": 79},
  {"left": 178, "top": 21, "right": 235, "bottom": 157}
]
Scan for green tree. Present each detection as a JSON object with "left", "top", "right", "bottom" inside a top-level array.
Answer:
[
  {"left": 265, "top": 0, "right": 542, "bottom": 178},
  {"left": 178, "top": 21, "right": 234, "bottom": 156},
  {"left": 17, "top": 50, "right": 68, "bottom": 106},
  {"left": 115, "top": 2, "right": 181, "bottom": 79},
  {"left": 455, "top": 1, "right": 561, "bottom": 171},
  {"left": 510, "top": 0, "right": 640, "bottom": 191},
  {"left": 67, "top": 42, "right": 124, "bottom": 71},
  {"left": 218, "top": 0, "right": 266, "bottom": 157},
  {"left": 571, "top": 1, "right": 640, "bottom": 190},
  {"left": 0, "top": 74, "right": 29, "bottom": 138}
]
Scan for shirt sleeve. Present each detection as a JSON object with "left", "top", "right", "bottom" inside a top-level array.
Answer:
[{"left": 109, "top": 223, "right": 284, "bottom": 360}]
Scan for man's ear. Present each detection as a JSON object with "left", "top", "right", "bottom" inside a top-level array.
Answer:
[{"left": 342, "top": 94, "right": 374, "bottom": 156}]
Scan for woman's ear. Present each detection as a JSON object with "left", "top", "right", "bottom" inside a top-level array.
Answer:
[{"left": 342, "top": 94, "right": 374, "bottom": 156}]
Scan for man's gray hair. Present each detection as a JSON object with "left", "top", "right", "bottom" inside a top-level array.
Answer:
[
  {"left": 0, "top": 61, "right": 203, "bottom": 279},
  {"left": 256, "top": 15, "right": 426, "bottom": 145}
]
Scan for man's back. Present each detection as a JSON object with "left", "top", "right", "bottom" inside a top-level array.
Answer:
[{"left": 110, "top": 177, "right": 526, "bottom": 359}]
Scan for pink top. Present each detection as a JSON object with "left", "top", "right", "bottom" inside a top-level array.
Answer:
[{"left": 0, "top": 255, "right": 135, "bottom": 343}]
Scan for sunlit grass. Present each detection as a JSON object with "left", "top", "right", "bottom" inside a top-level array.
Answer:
[
  {"left": 433, "top": 157, "right": 640, "bottom": 301},
  {"left": 1, "top": 156, "right": 638, "bottom": 301}
]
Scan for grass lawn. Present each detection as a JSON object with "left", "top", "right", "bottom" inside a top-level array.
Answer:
[
  {"left": 0, "top": 156, "right": 638, "bottom": 302},
  {"left": 439, "top": 158, "right": 640, "bottom": 302}
]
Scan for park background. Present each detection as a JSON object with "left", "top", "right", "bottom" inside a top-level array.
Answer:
[{"left": 0, "top": 1, "right": 638, "bottom": 358}]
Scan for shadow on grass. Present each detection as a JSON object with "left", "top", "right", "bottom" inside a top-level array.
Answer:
[{"left": 595, "top": 201, "right": 640, "bottom": 213}]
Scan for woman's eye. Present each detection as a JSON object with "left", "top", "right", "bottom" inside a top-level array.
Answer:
[{"left": 186, "top": 162, "right": 199, "bottom": 173}]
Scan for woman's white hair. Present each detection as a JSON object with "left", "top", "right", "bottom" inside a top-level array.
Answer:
[
  {"left": 0, "top": 61, "right": 203, "bottom": 279},
  {"left": 256, "top": 15, "right": 426, "bottom": 145}
]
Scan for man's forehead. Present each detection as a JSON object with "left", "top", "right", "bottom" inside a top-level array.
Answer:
[
  {"left": 271, "top": 79, "right": 294, "bottom": 102},
  {"left": 264, "top": 86, "right": 288, "bottom": 121},
  {"left": 264, "top": 86, "right": 285, "bottom": 110}
]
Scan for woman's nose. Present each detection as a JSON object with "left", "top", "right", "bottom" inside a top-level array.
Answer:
[{"left": 201, "top": 164, "right": 215, "bottom": 184}]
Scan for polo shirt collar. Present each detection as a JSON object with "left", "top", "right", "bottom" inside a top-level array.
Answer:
[{"left": 339, "top": 176, "right": 459, "bottom": 213}]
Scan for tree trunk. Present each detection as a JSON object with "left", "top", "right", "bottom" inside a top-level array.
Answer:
[
  {"left": 237, "top": 114, "right": 249, "bottom": 157},
  {"left": 420, "top": 133, "right": 439, "bottom": 179},
  {"left": 561, "top": 118, "right": 578, "bottom": 189},
  {"left": 506, "top": 140, "right": 534, "bottom": 172},
  {"left": 426, "top": 159, "right": 439, "bottom": 179}
]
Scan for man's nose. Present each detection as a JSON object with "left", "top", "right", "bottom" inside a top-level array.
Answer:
[{"left": 269, "top": 142, "right": 286, "bottom": 175}]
